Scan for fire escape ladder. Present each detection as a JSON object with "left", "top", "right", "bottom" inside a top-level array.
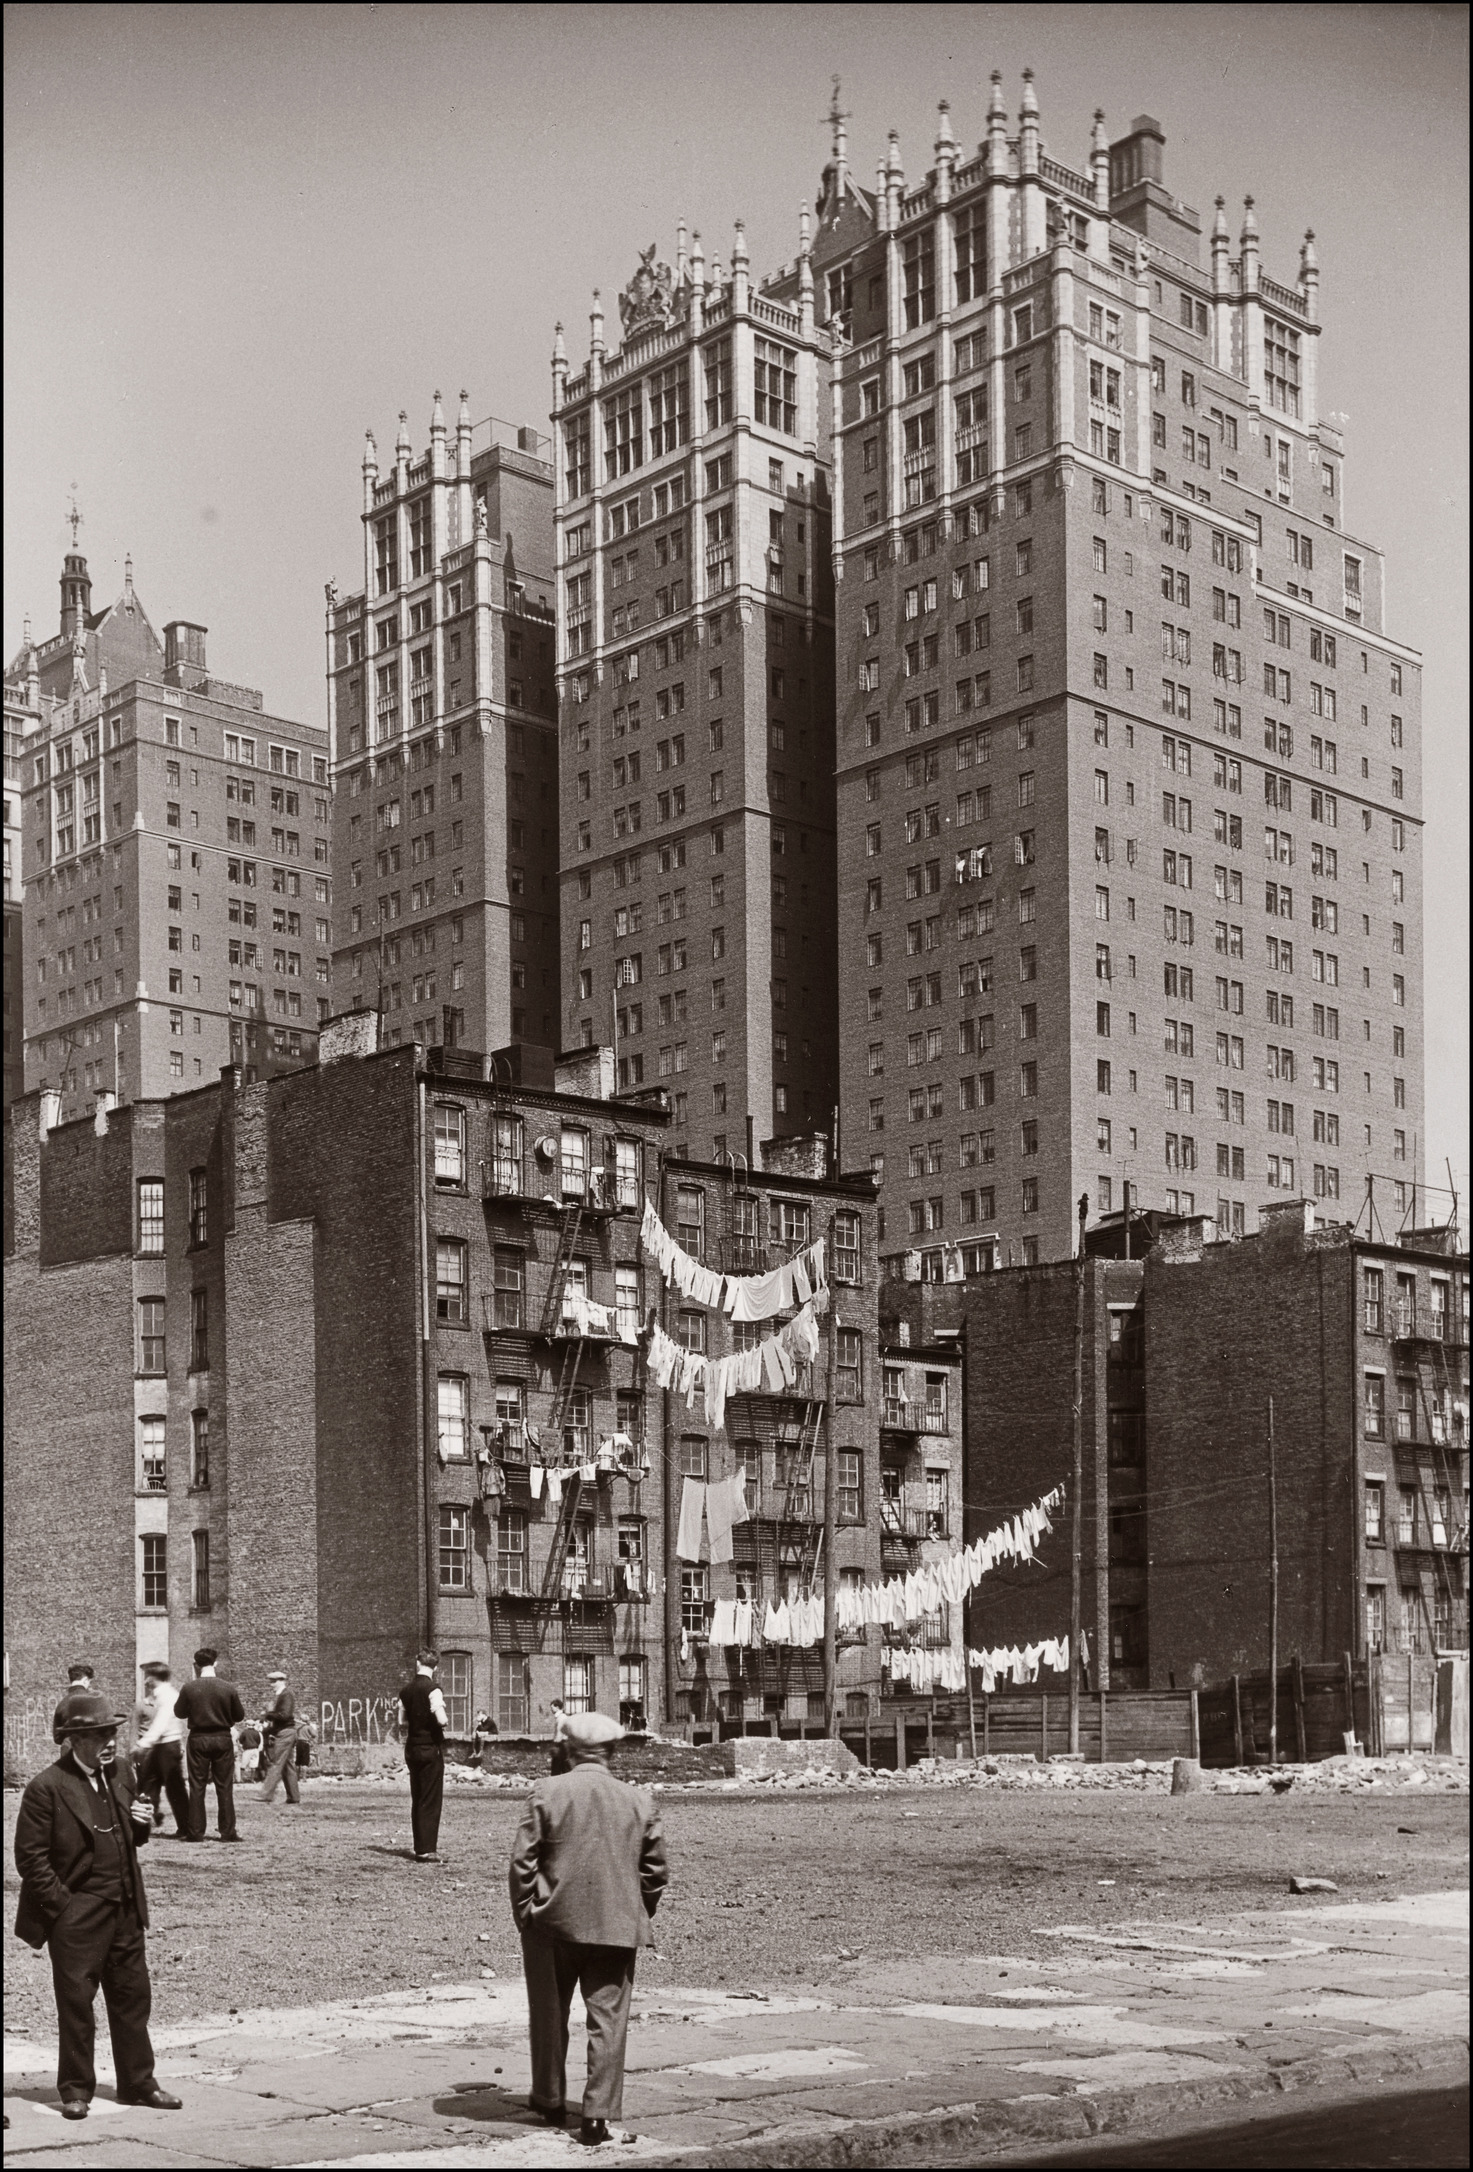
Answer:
[{"left": 540, "top": 1470, "right": 586, "bottom": 1601}]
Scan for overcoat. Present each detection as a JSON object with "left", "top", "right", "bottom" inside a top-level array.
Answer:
[
  {"left": 13, "top": 1754, "right": 152, "bottom": 1950},
  {"left": 508, "top": 1761, "right": 668, "bottom": 1949}
]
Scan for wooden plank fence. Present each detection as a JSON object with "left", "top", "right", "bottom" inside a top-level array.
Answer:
[{"left": 841, "top": 1688, "right": 1196, "bottom": 1768}]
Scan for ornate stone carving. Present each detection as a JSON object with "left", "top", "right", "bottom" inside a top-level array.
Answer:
[{"left": 619, "top": 244, "right": 675, "bottom": 336}]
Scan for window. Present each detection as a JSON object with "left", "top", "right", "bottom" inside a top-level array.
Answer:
[
  {"left": 190, "top": 1288, "right": 209, "bottom": 1373},
  {"left": 492, "top": 1246, "right": 524, "bottom": 1330},
  {"left": 137, "top": 1179, "right": 164, "bottom": 1256},
  {"left": 138, "top": 1415, "right": 167, "bottom": 1494},
  {"left": 1363, "top": 1373, "right": 1385, "bottom": 1440},
  {"left": 438, "top": 1374, "right": 469, "bottom": 1460},
  {"left": 190, "top": 1529, "right": 211, "bottom": 1611},
  {"left": 141, "top": 1533, "right": 167, "bottom": 1610},
  {"left": 497, "top": 1651, "right": 530, "bottom": 1733},
  {"left": 680, "top": 1566, "right": 710, "bottom": 1637},
  {"left": 188, "top": 1167, "right": 208, "bottom": 1248},
  {"left": 434, "top": 1102, "right": 466, "bottom": 1184},
  {"left": 436, "top": 1238, "right": 468, "bottom": 1323},
  {"left": 833, "top": 1211, "right": 861, "bottom": 1285},
  {"left": 837, "top": 1448, "right": 863, "bottom": 1523},
  {"left": 191, "top": 1408, "right": 210, "bottom": 1489},
  {"left": 438, "top": 1503, "right": 470, "bottom": 1589},
  {"left": 836, "top": 1327, "right": 862, "bottom": 1403}
]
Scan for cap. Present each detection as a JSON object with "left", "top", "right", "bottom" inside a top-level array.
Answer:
[
  {"left": 53, "top": 1690, "right": 128, "bottom": 1739},
  {"left": 559, "top": 1710, "right": 624, "bottom": 1749},
  {"left": 267, "top": 1669, "right": 287, "bottom": 1681}
]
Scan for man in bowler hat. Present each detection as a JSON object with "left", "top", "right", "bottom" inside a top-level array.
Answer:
[
  {"left": 509, "top": 1710, "right": 667, "bottom": 2147},
  {"left": 13, "top": 1689, "right": 182, "bottom": 2119}
]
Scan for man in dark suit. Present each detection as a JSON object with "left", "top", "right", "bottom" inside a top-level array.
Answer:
[
  {"left": 13, "top": 1690, "right": 182, "bottom": 2120},
  {"left": 174, "top": 1647, "right": 245, "bottom": 1842},
  {"left": 508, "top": 1710, "right": 668, "bottom": 2147}
]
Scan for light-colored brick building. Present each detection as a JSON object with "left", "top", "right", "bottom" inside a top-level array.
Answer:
[
  {"left": 7, "top": 539, "right": 329, "bottom": 1126},
  {"left": 800, "top": 80, "right": 1422, "bottom": 1269},
  {"left": 325, "top": 398, "right": 560, "bottom": 1059},
  {"left": 550, "top": 228, "right": 839, "bottom": 1162}
]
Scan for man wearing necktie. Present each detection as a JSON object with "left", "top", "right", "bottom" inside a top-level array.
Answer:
[{"left": 12, "top": 1690, "right": 182, "bottom": 2120}]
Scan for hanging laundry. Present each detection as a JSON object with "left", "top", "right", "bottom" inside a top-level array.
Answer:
[
  {"left": 529, "top": 1466, "right": 545, "bottom": 1501},
  {"left": 546, "top": 1470, "right": 564, "bottom": 1508},
  {"left": 676, "top": 1477, "right": 706, "bottom": 1562},
  {"left": 705, "top": 1475, "right": 736, "bottom": 1565}
]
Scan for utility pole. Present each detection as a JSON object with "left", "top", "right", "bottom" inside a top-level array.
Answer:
[
  {"left": 1268, "top": 1395, "right": 1279, "bottom": 1765},
  {"left": 1069, "top": 1192, "right": 1088, "bottom": 1755},
  {"left": 821, "top": 1209, "right": 839, "bottom": 1737}
]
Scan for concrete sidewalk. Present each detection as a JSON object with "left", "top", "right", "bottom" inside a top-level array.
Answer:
[{"left": 3, "top": 1888, "right": 1467, "bottom": 2168}]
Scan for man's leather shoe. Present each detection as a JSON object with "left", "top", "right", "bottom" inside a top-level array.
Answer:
[
  {"left": 59, "top": 2093, "right": 89, "bottom": 2119},
  {"left": 578, "top": 2120, "right": 637, "bottom": 2147},
  {"left": 118, "top": 2084, "right": 182, "bottom": 2110},
  {"left": 529, "top": 2104, "right": 566, "bottom": 2126},
  {"left": 219, "top": 1833, "right": 243, "bottom": 1843}
]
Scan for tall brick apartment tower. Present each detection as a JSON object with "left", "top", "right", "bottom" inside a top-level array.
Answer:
[
  {"left": 808, "top": 77, "right": 1422, "bottom": 1267},
  {"left": 6, "top": 535, "right": 329, "bottom": 1125},
  {"left": 325, "top": 396, "right": 559, "bottom": 1053},
  {"left": 550, "top": 227, "right": 839, "bottom": 1162}
]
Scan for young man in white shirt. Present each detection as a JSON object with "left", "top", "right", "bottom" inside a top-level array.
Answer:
[{"left": 134, "top": 1666, "right": 189, "bottom": 1837}]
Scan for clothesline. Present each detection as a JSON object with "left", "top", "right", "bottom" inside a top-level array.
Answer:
[
  {"left": 646, "top": 1297, "right": 826, "bottom": 1433},
  {"left": 887, "top": 1632, "right": 1084, "bottom": 1697},
  {"left": 696, "top": 1485, "right": 1065, "bottom": 1651},
  {"left": 640, "top": 1198, "right": 827, "bottom": 1322}
]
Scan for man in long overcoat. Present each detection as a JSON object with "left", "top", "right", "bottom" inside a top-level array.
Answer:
[
  {"left": 508, "top": 1710, "right": 668, "bottom": 2146},
  {"left": 13, "top": 1690, "right": 182, "bottom": 2119}
]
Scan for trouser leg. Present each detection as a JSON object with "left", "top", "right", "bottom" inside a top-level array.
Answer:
[
  {"left": 160, "top": 1743, "right": 191, "bottom": 1832},
  {"left": 98, "top": 1909, "right": 156, "bottom": 2099},
  {"left": 520, "top": 1929, "right": 573, "bottom": 2113},
  {"left": 282, "top": 1738, "right": 301, "bottom": 1804},
  {"left": 212, "top": 1739, "right": 238, "bottom": 1838},
  {"left": 186, "top": 1736, "right": 211, "bottom": 1838},
  {"left": 576, "top": 1945, "right": 637, "bottom": 2125},
  {"left": 47, "top": 1894, "right": 117, "bottom": 2098},
  {"left": 408, "top": 1749, "right": 443, "bottom": 1854},
  {"left": 134, "top": 1747, "right": 160, "bottom": 1815},
  {"left": 261, "top": 1731, "right": 295, "bottom": 1802}
]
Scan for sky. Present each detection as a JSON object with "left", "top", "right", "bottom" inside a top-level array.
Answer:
[{"left": 5, "top": 2, "right": 1467, "bottom": 1208}]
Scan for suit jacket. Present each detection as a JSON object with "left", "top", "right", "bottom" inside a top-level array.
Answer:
[
  {"left": 13, "top": 1753, "right": 151, "bottom": 1950},
  {"left": 508, "top": 1760, "right": 668, "bottom": 1950}
]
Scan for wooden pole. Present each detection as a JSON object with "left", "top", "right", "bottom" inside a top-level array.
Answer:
[
  {"left": 1268, "top": 1396, "right": 1280, "bottom": 1764},
  {"left": 1342, "top": 1648, "right": 1357, "bottom": 1750},
  {"left": 1069, "top": 1192, "right": 1088, "bottom": 1754},
  {"left": 983, "top": 1691, "right": 990, "bottom": 1758},
  {"left": 1231, "top": 1672, "right": 1244, "bottom": 1767},
  {"left": 821, "top": 1232, "right": 838, "bottom": 1737},
  {"left": 1292, "top": 1653, "right": 1307, "bottom": 1764},
  {"left": 965, "top": 1661, "right": 978, "bottom": 1760}
]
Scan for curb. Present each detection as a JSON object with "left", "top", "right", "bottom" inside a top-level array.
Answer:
[{"left": 635, "top": 2036, "right": 1470, "bottom": 2168}]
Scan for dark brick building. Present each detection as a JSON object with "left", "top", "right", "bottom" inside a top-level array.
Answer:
[
  {"left": 885, "top": 1202, "right": 1467, "bottom": 1691},
  {"left": 5, "top": 1024, "right": 900, "bottom": 1765}
]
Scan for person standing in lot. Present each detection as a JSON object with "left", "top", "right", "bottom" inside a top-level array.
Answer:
[
  {"left": 174, "top": 1648, "right": 245, "bottom": 1843},
  {"left": 258, "top": 1669, "right": 301, "bottom": 1807},
  {"left": 508, "top": 1711, "right": 668, "bottom": 2147},
  {"left": 12, "top": 1689, "right": 182, "bottom": 2120},
  {"left": 133, "top": 1664, "right": 190, "bottom": 1835},
  {"left": 398, "top": 1649, "right": 448, "bottom": 1863}
]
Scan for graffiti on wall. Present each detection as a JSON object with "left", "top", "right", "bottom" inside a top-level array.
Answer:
[
  {"left": 4, "top": 1698, "right": 61, "bottom": 1767},
  {"left": 319, "top": 1691, "right": 401, "bottom": 1745}
]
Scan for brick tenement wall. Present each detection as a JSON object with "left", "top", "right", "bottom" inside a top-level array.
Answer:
[
  {"left": 1142, "top": 1212, "right": 1359, "bottom": 1686},
  {"left": 266, "top": 1047, "right": 425, "bottom": 1715},
  {"left": 4, "top": 1101, "right": 140, "bottom": 1775}
]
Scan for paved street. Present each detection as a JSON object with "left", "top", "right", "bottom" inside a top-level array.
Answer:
[{"left": 3, "top": 1780, "right": 1467, "bottom": 2167}]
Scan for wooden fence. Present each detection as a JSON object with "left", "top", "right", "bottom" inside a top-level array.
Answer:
[
  {"left": 841, "top": 1688, "right": 1197, "bottom": 1768},
  {"left": 1195, "top": 1651, "right": 1453, "bottom": 1765}
]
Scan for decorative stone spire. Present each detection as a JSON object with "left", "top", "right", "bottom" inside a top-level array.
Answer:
[
  {"left": 431, "top": 388, "right": 445, "bottom": 437},
  {"left": 987, "top": 69, "right": 1009, "bottom": 176},
  {"left": 123, "top": 554, "right": 135, "bottom": 610},
  {"left": 934, "top": 101, "right": 956, "bottom": 203},
  {"left": 732, "top": 219, "right": 749, "bottom": 310},
  {"left": 690, "top": 230, "right": 705, "bottom": 288},
  {"left": 589, "top": 291, "right": 605, "bottom": 357},
  {"left": 798, "top": 203, "right": 814, "bottom": 333},
  {"left": 676, "top": 218, "right": 688, "bottom": 284},
  {"left": 1240, "top": 196, "right": 1260, "bottom": 291},
  {"left": 1091, "top": 109, "right": 1109, "bottom": 210},
  {"left": 430, "top": 390, "right": 446, "bottom": 483},
  {"left": 829, "top": 75, "right": 849, "bottom": 201},
  {"left": 876, "top": 153, "right": 890, "bottom": 232},
  {"left": 1019, "top": 68, "right": 1040, "bottom": 174},
  {"left": 1298, "top": 229, "right": 1319, "bottom": 322},
  {"left": 362, "top": 428, "right": 378, "bottom": 513},
  {"left": 395, "top": 410, "right": 411, "bottom": 481},
  {"left": 1210, "top": 196, "right": 1231, "bottom": 297}
]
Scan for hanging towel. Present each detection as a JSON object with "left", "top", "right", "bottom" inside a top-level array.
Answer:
[
  {"left": 529, "top": 1465, "right": 545, "bottom": 1500},
  {"left": 546, "top": 1470, "right": 564, "bottom": 1508},
  {"left": 731, "top": 1467, "right": 750, "bottom": 1527},
  {"left": 705, "top": 1475, "right": 736, "bottom": 1565},
  {"left": 676, "top": 1477, "right": 706, "bottom": 1561}
]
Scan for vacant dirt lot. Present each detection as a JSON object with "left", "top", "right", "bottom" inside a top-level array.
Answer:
[{"left": 5, "top": 1777, "right": 1467, "bottom": 2039}]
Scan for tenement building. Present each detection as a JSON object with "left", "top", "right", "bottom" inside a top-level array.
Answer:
[
  {"left": 6, "top": 536, "right": 329, "bottom": 1125},
  {"left": 804, "top": 78, "right": 1422, "bottom": 1267},
  {"left": 325, "top": 396, "right": 559, "bottom": 1056},
  {"left": 3, "top": 1024, "right": 896, "bottom": 1765},
  {"left": 886, "top": 1200, "right": 1468, "bottom": 1691},
  {"left": 550, "top": 224, "right": 839, "bottom": 1162}
]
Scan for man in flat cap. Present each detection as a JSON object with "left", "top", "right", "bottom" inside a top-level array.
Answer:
[
  {"left": 13, "top": 1689, "right": 182, "bottom": 2119},
  {"left": 508, "top": 1710, "right": 668, "bottom": 2148},
  {"left": 258, "top": 1670, "right": 302, "bottom": 1807}
]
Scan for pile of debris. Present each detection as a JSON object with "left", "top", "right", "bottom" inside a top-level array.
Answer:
[{"left": 1207, "top": 1753, "right": 1467, "bottom": 1795}]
